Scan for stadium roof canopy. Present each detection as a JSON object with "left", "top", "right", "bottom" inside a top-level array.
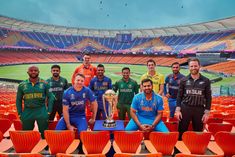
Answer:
[{"left": 0, "top": 15, "right": 235, "bottom": 37}]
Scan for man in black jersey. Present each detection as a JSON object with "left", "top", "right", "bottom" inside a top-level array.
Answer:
[{"left": 175, "top": 58, "right": 211, "bottom": 140}]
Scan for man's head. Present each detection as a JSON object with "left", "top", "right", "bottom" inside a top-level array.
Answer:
[
  {"left": 141, "top": 78, "right": 153, "bottom": 94},
  {"left": 51, "top": 64, "right": 61, "bottom": 78},
  {"left": 74, "top": 73, "right": 85, "bottom": 88},
  {"left": 83, "top": 53, "right": 91, "bottom": 67},
  {"left": 97, "top": 64, "right": 105, "bottom": 78},
  {"left": 188, "top": 58, "right": 200, "bottom": 75},
  {"left": 122, "top": 67, "right": 130, "bottom": 80},
  {"left": 147, "top": 59, "right": 156, "bottom": 72},
  {"left": 27, "top": 65, "right": 39, "bottom": 79},
  {"left": 171, "top": 62, "right": 180, "bottom": 74}
]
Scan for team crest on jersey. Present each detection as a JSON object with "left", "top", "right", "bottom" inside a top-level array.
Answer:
[
  {"left": 128, "top": 84, "right": 132, "bottom": 88},
  {"left": 186, "top": 80, "right": 191, "bottom": 86},
  {"left": 83, "top": 93, "right": 86, "bottom": 98},
  {"left": 23, "top": 84, "right": 28, "bottom": 90},
  {"left": 60, "top": 82, "right": 64, "bottom": 86},
  {"left": 103, "top": 82, "right": 108, "bottom": 86},
  {"left": 39, "top": 83, "right": 44, "bottom": 89},
  {"left": 71, "top": 94, "right": 75, "bottom": 100},
  {"left": 199, "top": 81, "right": 204, "bottom": 85}
]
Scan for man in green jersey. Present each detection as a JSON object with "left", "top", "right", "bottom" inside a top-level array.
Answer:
[
  {"left": 47, "top": 65, "right": 69, "bottom": 121},
  {"left": 16, "top": 65, "right": 54, "bottom": 138},
  {"left": 113, "top": 67, "right": 139, "bottom": 120}
]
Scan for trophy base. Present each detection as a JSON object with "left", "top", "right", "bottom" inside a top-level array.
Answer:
[{"left": 103, "top": 119, "right": 116, "bottom": 128}]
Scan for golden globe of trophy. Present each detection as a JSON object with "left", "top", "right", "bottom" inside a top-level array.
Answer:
[{"left": 102, "top": 89, "right": 117, "bottom": 128}]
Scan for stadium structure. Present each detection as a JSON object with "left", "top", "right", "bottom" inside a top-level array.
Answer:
[{"left": 0, "top": 15, "right": 235, "bottom": 76}]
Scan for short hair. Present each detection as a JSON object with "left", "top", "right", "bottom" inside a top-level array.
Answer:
[
  {"left": 147, "top": 59, "right": 156, "bottom": 66},
  {"left": 141, "top": 78, "right": 153, "bottom": 85},
  {"left": 188, "top": 57, "right": 200, "bottom": 66},
  {"left": 51, "top": 64, "right": 61, "bottom": 70},
  {"left": 75, "top": 73, "right": 85, "bottom": 79},
  {"left": 97, "top": 64, "right": 104, "bottom": 68},
  {"left": 171, "top": 62, "right": 180, "bottom": 67},
  {"left": 122, "top": 67, "right": 130, "bottom": 72},
  {"left": 83, "top": 53, "right": 90, "bottom": 57}
]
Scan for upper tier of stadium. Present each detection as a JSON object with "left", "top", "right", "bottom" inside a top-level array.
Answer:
[{"left": 1, "top": 15, "right": 235, "bottom": 37}]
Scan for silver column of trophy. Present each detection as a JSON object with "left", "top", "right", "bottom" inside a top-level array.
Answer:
[{"left": 102, "top": 89, "right": 117, "bottom": 128}]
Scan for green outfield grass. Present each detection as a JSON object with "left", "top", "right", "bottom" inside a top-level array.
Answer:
[{"left": 0, "top": 63, "right": 234, "bottom": 87}]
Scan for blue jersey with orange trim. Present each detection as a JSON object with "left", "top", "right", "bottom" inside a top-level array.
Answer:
[{"left": 131, "top": 92, "right": 164, "bottom": 119}]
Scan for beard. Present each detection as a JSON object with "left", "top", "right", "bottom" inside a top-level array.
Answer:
[
  {"left": 144, "top": 89, "right": 152, "bottom": 94},
  {"left": 29, "top": 73, "right": 39, "bottom": 79},
  {"left": 190, "top": 69, "right": 199, "bottom": 75},
  {"left": 53, "top": 73, "right": 59, "bottom": 77}
]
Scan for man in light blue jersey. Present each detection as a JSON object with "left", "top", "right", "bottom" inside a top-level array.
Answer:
[{"left": 125, "top": 78, "right": 168, "bottom": 132}]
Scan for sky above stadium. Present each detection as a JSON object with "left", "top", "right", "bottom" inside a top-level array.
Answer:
[{"left": 0, "top": 0, "right": 235, "bottom": 30}]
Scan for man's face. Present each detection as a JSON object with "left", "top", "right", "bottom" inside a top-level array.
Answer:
[
  {"left": 51, "top": 68, "right": 60, "bottom": 78},
  {"left": 142, "top": 81, "right": 153, "bottom": 94},
  {"left": 97, "top": 67, "right": 105, "bottom": 77},
  {"left": 83, "top": 55, "right": 91, "bottom": 65},
  {"left": 189, "top": 61, "right": 200, "bottom": 75},
  {"left": 122, "top": 69, "right": 130, "bottom": 80},
  {"left": 74, "top": 75, "right": 85, "bottom": 88},
  {"left": 27, "top": 66, "right": 39, "bottom": 79},
  {"left": 172, "top": 64, "right": 180, "bottom": 74},
  {"left": 147, "top": 62, "right": 156, "bottom": 72}
]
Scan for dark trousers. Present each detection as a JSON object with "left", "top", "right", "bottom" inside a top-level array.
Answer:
[
  {"left": 49, "top": 101, "right": 62, "bottom": 121},
  {"left": 178, "top": 105, "right": 205, "bottom": 140}
]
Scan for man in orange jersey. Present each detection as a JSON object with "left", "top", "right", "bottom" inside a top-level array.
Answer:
[{"left": 71, "top": 53, "right": 97, "bottom": 86}]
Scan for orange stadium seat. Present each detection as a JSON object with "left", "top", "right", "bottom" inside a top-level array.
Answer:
[
  {"left": 175, "top": 153, "right": 223, "bottom": 157},
  {"left": 214, "top": 131, "right": 235, "bottom": 157},
  {"left": 56, "top": 153, "right": 106, "bottom": 157},
  {"left": 113, "top": 131, "right": 143, "bottom": 154},
  {"left": 9, "top": 131, "right": 41, "bottom": 153},
  {"left": 182, "top": 131, "right": 212, "bottom": 154},
  {"left": 208, "top": 123, "right": 233, "bottom": 137},
  {"left": 0, "top": 118, "right": 12, "bottom": 136},
  {"left": 144, "top": 132, "right": 178, "bottom": 156},
  {"left": 80, "top": 131, "right": 111, "bottom": 155},
  {"left": 0, "top": 153, "right": 43, "bottom": 157},
  {"left": 113, "top": 153, "right": 163, "bottom": 157},
  {"left": 13, "top": 119, "right": 23, "bottom": 130},
  {"left": 44, "top": 130, "right": 79, "bottom": 155}
]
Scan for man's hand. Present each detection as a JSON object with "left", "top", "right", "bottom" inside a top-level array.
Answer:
[
  {"left": 67, "top": 125, "right": 76, "bottom": 131},
  {"left": 88, "top": 118, "right": 96, "bottom": 125},
  {"left": 175, "top": 111, "right": 182, "bottom": 121},
  {"left": 165, "top": 93, "right": 171, "bottom": 99},
  {"left": 202, "top": 113, "right": 210, "bottom": 123}
]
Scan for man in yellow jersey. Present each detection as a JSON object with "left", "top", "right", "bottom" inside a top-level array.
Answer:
[{"left": 140, "top": 59, "right": 164, "bottom": 95}]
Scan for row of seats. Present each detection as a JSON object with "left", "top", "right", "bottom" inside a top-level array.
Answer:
[{"left": 0, "top": 130, "right": 234, "bottom": 156}]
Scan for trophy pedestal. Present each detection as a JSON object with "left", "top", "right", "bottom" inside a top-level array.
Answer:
[{"left": 103, "top": 119, "right": 116, "bottom": 128}]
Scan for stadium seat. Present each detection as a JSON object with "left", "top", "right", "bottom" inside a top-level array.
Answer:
[
  {"left": 0, "top": 153, "right": 43, "bottom": 157},
  {"left": 208, "top": 123, "right": 233, "bottom": 136},
  {"left": 223, "top": 118, "right": 235, "bottom": 126},
  {"left": 56, "top": 153, "right": 106, "bottom": 157},
  {"left": 0, "top": 118, "right": 12, "bottom": 136},
  {"left": 175, "top": 153, "right": 223, "bottom": 157},
  {"left": 176, "top": 131, "right": 212, "bottom": 155},
  {"left": 80, "top": 131, "right": 111, "bottom": 155},
  {"left": 113, "top": 153, "right": 163, "bottom": 157},
  {"left": 113, "top": 131, "right": 143, "bottom": 153},
  {"left": 9, "top": 131, "right": 45, "bottom": 153},
  {"left": 48, "top": 120, "right": 58, "bottom": 130},
  {"left": 214, "top": 131, "right": 235, "bottom": 157},
  {"left": 13, "top": 119, "right": 23, "bottom": 130},
  {"left": 44, "top": 130, "right": 79, "bottom": 155},
  {"left": 165, "top": 121, "right": 179, "bottom": 132},
  {"left": 206, "top": 117, "right": 223, "bottom": 124},
  {"left": 144, "top": 132, "right": 178, "bottom": 155}
]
